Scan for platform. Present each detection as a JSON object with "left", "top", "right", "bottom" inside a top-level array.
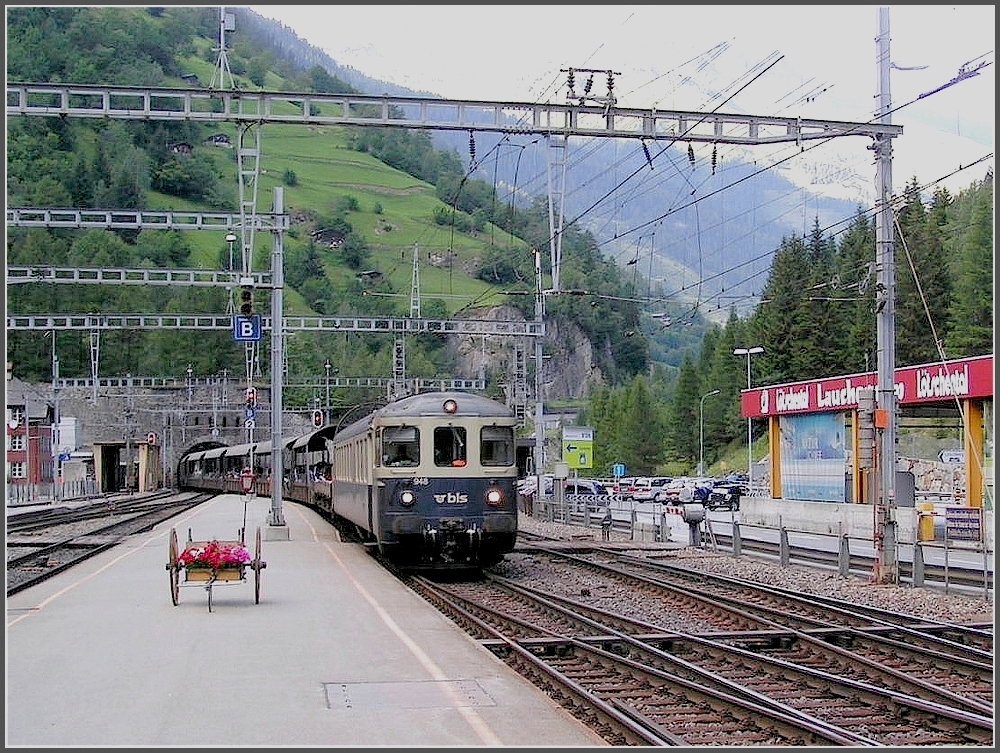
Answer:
[{"left": 6, "top": 495, "right": 606, "bottom": 747}]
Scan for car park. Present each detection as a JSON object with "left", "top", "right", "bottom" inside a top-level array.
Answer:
[
  {"left": 660, "top": 477, "right": 712, "bottom": 504},
  {"left": 625, "top": 476, "right": 671, "bottom": 501}
]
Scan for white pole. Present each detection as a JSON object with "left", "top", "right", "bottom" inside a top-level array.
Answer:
[
  {"left": 699, "top": 389, "right": 719, "bottom": 476},
  {"left": 746, "top": 355, "right": 752, "bottom": 487},
  {"left": 734, "top": 347, "right": 763, "bottom": 489}
]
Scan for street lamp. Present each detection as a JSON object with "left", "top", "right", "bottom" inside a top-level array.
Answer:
[
  {"left": 733, "top": 346, "right": 764, "bottom": 489},
  {"left": 225, "top": 232, "right": 237, "bottom": 272},
  {"left": 323, "top": 359, "right": 334, "bottom": 424},
  {"left": 699, "top": 389, "right": 720, "bottom": 476}
]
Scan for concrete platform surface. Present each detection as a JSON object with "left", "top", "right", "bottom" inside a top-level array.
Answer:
[{"left": 6, "top": 495, "right": 606, "bottom": 747}]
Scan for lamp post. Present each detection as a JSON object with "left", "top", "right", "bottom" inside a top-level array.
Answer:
[
  {"left": 51, "top": 330, "right": 60, "bottom": 500},
  {"left": 733, "top": 346, "right": 764, "bottom": 489},
  {"left": 184, "top": 364, "right": 193, "bottom": 444},
  {"left": 324, "top": 359, "right": 333, "bottom": 424},
  {"left": 699, "top": 389, "right": 720, "bottom": 476},
  {"left": 225, "top": 232, "right": 237, "bottom": 272}
]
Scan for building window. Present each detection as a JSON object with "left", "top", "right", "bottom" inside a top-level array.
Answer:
[
  {"left": 9, "top": 407, "right": 25, "bottom": 426},
  {"left": 9, "top": 462, "right": 26, "bottom": 479},
  {"left": 9, "top": 434, "right": 25, "bottom": 451}
]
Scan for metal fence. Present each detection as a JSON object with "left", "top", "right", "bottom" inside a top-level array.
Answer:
[{"left": 6, "top": 478, "right": 100, "bottom": 505}]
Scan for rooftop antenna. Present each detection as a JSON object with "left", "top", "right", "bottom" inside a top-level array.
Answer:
[{"left": 210, "top": 7, "right": 236, "bottom": 90}]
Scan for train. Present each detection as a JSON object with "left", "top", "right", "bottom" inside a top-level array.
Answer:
[{"left": 177, "top": 391, "right": 521, "bottom": 569}]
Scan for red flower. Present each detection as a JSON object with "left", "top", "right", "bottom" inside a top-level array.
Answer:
[{"left": 178, "top": 540, "right": 250, "bottom": 569}]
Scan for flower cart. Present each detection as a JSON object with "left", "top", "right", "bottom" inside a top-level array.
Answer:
[{"left": 166, "top": 526, "right": 266, "bottom": 612}]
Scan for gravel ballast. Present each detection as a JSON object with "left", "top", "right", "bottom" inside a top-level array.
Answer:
[{"left": 517, "top": 515, "right": 995, "bottom": 625}]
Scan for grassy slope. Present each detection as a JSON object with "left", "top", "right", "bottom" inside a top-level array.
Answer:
[{"left": 154, "top": 44, "right": 533, "bottom": 319}]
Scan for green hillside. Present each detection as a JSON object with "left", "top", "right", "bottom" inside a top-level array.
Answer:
[{"left": 5, "top": 6, "right": 655, "bottom": 398}]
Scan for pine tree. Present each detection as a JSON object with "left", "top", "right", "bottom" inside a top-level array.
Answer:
[
  {"left": 666, "top": 355, "right": 703, "bottom": 464},
  {"left": 750, "top": 235, "right": 808, "bottom": 384},
  {"left": 894, "top": 179, "right": 953, "bottom": 365},
  {"left": 946, "top": 175, "right": 994, "bottom": 356},
  {"left": 834, "top": 209, "right": 877, "bottom": 373}
]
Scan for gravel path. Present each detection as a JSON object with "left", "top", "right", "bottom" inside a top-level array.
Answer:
[{"left": 518, "top": 515, "right": 995, "bottom": 625}]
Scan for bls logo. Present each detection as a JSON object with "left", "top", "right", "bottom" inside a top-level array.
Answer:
[{"left": 434, "top": 492, "right": 469, "bottom": 505}]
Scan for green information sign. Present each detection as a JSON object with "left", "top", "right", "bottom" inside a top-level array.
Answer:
[{"left": 562, "top": 426, "right": 594, "bottom": 470}]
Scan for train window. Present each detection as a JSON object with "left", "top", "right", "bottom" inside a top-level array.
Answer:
[
  {"left": 434, "top": 426, "right": 467, "bottom": 467},
  {"left": 480, "top": 426, "right": 514, "bottom": 466},
  {"left": 383, "top": 426, "right": 419, "bottom": 467}
]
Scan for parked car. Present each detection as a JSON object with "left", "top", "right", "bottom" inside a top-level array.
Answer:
[
  {"left": 648, "top": 476, "right": 672, "bottom": 502},
  {"left": 661, "top": 477, "right": 712, "bottom": 504},
  {"left": 707, "top": 481, "right": 743, "bottom": 511},
  {"left": 659, "top": 477, "right": 688, "bottom": 504},
  {"left": 628, "top": 476, "right": 658, "bottom": 501},
  {"left": 623, "top": 476, "right": 672, "bottom": 501},
  {"left": 563, "top": 478, "right": 610, "bottom": 496}
]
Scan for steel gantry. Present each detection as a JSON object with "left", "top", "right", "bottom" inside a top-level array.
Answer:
[
  {"left": 8, "top": 76, "right": 905, "bottom": 554},
  {"left": 5, "top": 83, "right": 902, "bottom": 144}
]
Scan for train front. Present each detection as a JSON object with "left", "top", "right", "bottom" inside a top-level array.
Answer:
[{"left": 376, "top": 395, "right": 519, "bottom": 567}]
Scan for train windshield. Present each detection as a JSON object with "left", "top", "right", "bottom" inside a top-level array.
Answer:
[
  {"left": 383, "top": 426, "right": 419, "bottom": 467},
  {"left": 480, "top": 426, "right": 515, "bottom": 466},
  {"left": 434, "top": 426, "right": 467, "bottom": 467}
]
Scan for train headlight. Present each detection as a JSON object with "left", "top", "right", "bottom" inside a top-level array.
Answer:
[
  {"left": 485, "top": 487, "right": 504, "bottom": 507},
  {"left": 399, "top": 489, "right": 417, "bottom": 507},
  {"left": 442, "top": 398, "right": 458, "bottom": 414}
]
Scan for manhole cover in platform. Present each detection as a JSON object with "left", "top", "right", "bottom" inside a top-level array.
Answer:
[{"left": 325, "top": 679, "right": 496, "bottom": 710}]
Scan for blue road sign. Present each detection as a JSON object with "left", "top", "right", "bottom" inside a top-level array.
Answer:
[
  {"left": 613, "top": 463, "right": 626, "bottom": 478},
  {"left": 233, "top": 314, "right": 262, "bottom": 342}
]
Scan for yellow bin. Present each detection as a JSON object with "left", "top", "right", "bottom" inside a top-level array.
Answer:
[{"left": 916, "top": 502, "right": 936, "bottom": 541}]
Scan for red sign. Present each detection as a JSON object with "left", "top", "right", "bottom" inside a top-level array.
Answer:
[{"left": 741, "top": 354, "right": 993, "bottom": 418}]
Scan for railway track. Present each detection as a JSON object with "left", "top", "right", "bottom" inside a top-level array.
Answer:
[
  {"left": 406, "top": 571, "right": 993, "bottom": 746},
  {"left": 536, "top": 516, "right": 993, "bottom": 592},
  {"left": 507, "top": 550, "right": 991, "bottom": 710},
  {"left": 6, "top": 492, "right": 212, "bottom": 596}
]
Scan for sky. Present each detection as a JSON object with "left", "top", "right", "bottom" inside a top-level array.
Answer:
[{"left": 248, "top": 4, "right": 994, "bottom": 198}]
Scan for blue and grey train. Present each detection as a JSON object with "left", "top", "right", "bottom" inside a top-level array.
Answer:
[{"left": 177, "top": 391, "right": 520, "bottom": 568}]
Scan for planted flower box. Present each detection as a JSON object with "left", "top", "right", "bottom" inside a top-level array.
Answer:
[
  {"left": 184, "top": 567, "right": 243, "bottom": 582},
  {"left": 178, "top": 539, "right": 251, "bottom": 583}
]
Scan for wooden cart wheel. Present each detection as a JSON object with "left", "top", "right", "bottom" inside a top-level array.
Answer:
[
  {"left": 167, "top": 528, "right": 180, "bottom": 606},
  {"left": 253, "top": 525, "right": 263, "bottom": 604}
]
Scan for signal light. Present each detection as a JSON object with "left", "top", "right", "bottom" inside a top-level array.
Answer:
[
  {"left": 311, "top": 409, "right": 324, "bottom": 428},
  {"left": 239, "top": 286, "right": 254, "bottom": 316}
]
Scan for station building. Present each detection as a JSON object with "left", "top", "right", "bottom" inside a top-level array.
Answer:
[{"left": 740, "top": 354, "right": 993, "bottom": 508}]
